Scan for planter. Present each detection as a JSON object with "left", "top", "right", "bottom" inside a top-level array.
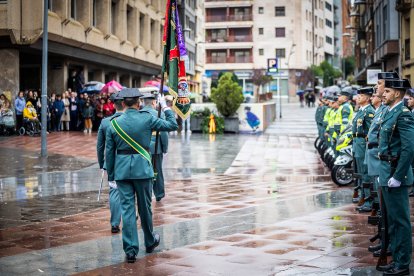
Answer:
[
  {"left": 190, "top": 117, "right": 203, "bottom": 132},
  {"left": 224, "top": 117, "right": 239, "bottom": 133}
]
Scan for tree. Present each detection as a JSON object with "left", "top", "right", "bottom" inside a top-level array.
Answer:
[
  {"left": 252, "top": 69, "right": 273, "bottom": 102},
  {"left": 211, "top": 72, "right": 244, "bottom": 117},
  {"left": 211, "top": 72, "right": 240, "bottom": 89},
  {"left": 309, "top": 61, "right": 342, "bottom": 87}
]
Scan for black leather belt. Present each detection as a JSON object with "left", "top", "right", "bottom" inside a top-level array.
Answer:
[
  {"left": 367, "top": 142, "right": 378, "bottom": 149},
  {"left": 117, "top": 149, "right": 138, "bottom": 155},
  {"left": 353, "top": 133, "right": 365, "bottom": 138},
  {"left": 378, "top": 154, "right": 399, "bottom": 162}
]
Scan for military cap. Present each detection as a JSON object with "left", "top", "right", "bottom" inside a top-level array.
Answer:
[
  {"left": 377, "top": 72, "right": 400, "bottom": 80},
  {"left": 338, "top": 86, "right": 353, "bottom": 97},
  {"left": 384, "top": 79, "right": 411, "bottom": 90},
  {"left": 110, "top": 92, "right": 123, "bottom": 101},
  {"left": 118, "top": 88, "right": 143, "bottom": 98},
  {"left": 407, "top": 88, "right": 414, "bottom": 98},
  {"left": 357, "top": 87, "right": 374, "bottom": 96},
  {"left": 140, "top": 93, "right": 157, "bottom": 99}
]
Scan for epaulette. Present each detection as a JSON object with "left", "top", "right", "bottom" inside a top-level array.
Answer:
[
  {"left": 138, "top": 109, "right": 151, "bottom": 114},
  {"left": 110, "top": 113, "right": 122, "bottom": 121},
  {"left": 403, "top": 107, "right": 410, "bottom": 112}
]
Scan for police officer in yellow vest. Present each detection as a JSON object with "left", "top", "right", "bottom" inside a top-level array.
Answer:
[
  {"left": 140, "top": 92, "right": 169, "bottom": 202},
  {"left": 105, "top": 88, "right": 178, "bottom": 263},
  {"left": 352, "top": 87, "right": 375, "bottom": 212},
  {"left": 335, "top": 88, "right": 354, "bottom": 136},
  {"left": 377, "top": 79, "right": 414, "bottom": 275}
]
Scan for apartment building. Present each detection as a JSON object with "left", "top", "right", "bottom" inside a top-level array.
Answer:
[
  {"left": 204, "top": 0, "right": 341, "bottom": 99},
  {"left": 352, "top": 0, "right": 400, "bottom": 84},
  {"left": 396, "top": 0, "right": 414, "bottom": 84},
  {"left": 0, "top": 0, "right": 166, "bottom": 97}
]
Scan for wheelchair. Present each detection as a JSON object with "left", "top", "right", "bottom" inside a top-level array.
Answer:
[
  {"left": 0, "top": 110, "right": 15, "bottom": 136},
  {"left": 19, "top": 118, "right": 41, "bottom": 136}
]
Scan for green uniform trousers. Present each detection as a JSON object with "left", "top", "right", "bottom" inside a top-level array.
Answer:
[
  {"left": 381, "top": 186, "right": 412, "bottom": 269},
  {"left": 153, "top": 154, "right": 165, "bottom": 200},
  {"left": 355, "top": 157, "right": 370, "bottom": 198},
  {"left": 117, "top": 179, "right": 156, "bottom": 255},
  {"left": 109, "top": 187, "right": 121, "bottom": 227}
]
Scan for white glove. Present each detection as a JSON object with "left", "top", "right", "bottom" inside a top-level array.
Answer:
[
  {"left": 158, "top": 95, "right": 167, "bottom": 109},
  {"left": 387, "top": 177, "right": 401, "bottom": 188},
  {"left": 108, "top": 181, "right": 117, "bottom": 189}
]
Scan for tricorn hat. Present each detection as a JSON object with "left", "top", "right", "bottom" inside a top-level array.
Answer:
[
  {"left": 384, "top": 79, "right": 411, "bottom": 90},
  {"left": 407, "top": 88, "right": 414, "bottom": 98},
  {"left": 118, "top": 88, "right": 143, "bottom": 99},
  {"left": 378, "top": 72, "right": 400, "bottom": 80},
  {"left": 110, "top": 92, "right": 123, "bottom": 101},
  {"left": 140, "top": 93, "right": 157, "bottom": 99},
  {"left": 338, "top": 86, "right": 353, "bottom": 97},
  {"left": 357, "top": 87, "right": 374, "bottom": 96}
]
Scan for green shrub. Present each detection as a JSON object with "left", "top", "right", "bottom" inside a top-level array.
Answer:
[{"left": 211, "top": 72, "right": 244, "bottom": 117}]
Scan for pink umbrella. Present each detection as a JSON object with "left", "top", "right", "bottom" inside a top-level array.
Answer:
[
  {"left": 144, "top": 80, "right": 169, "bottom": 93},
  {"left": 101, "top": 80, "right": 123, "bottom": 94}
]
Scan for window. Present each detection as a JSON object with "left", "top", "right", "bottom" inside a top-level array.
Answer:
[
  {"left": 325, "top": 1, "right": 332, "bottom": 11},
  {"left": 259, "top": 49, "right": 264, "bottom": 55},
  {"left": 325, "top": 19, "right": 332, "bottom": 28},
  {"left": 92, "top": 0, "right": 97, "bottom": 26},
  {"left": 70, "top": 0, "right": 77, "bottom": 19},
  {"left": 111, "top": 0, "right": 117, "bottom": 34},
  {"left": 233, "top": 50, "right": 251, "bottom": 63},
  {"left": 326, "top": 36, "right": 332, "bottom": 44},
  {"left": 275, "top": 27, "right": 285, "bottom": 37},
  {"left": 259, "top": 28, "right": 264, "bottom": 35},
  {"left": 275, "top": 6, "right": 285, "bottom": 16},
  {"left": 275, "top": 48, "right": 286, "bottom": 58},
  {"left": 383, "top": 5, "right": 387, "bottom": 41},
  {"left": 210, "top": 51, "right": 226, "bottom": 63},
  {"left": 258, "top": 7, "right": 264, "bottom": 14},
  {"left": 139, "top": 13, "right": 145, "bottom": 46},
  {"left": 211, "top": 29, "right": 226, "bottom": 42}
]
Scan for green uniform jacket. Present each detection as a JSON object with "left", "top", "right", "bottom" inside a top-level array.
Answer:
[
  {"left": 352, "top": 105, "right": 375, "bottom": 158},
  {"left": 105, "top": 108, "right": 178, "bottom": 181},
  {"left": 141, "top": 106, "right": 169, "bottom": 154},
  {"left": 96, "top": 112, "right": 123, "bottom": 169},
  {"left": 378, "top": 102, "right": 414, "bottom": 186}
]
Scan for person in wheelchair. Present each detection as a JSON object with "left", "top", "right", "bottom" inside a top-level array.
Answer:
[{"left": 22, "top": 102, "right": 41, "bottom": 135}]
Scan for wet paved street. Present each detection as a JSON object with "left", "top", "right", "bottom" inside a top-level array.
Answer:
[{"left": 1, "top": 103, "right": 414, "bottom": 275}]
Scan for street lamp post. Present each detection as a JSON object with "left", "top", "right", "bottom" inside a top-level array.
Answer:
[{"left": 40, "top": 0, "right": 48, "bottom": 157}]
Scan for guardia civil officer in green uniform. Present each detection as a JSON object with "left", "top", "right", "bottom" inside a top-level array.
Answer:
[
  {"left": 140, "top": 92, "right": 169, "bottom": 202},
  {"left": 352, "top": 87, "right": 375, "bottom": 212},
  {"left": 96, "top": 92, "right": 124, "bottom": 233},
  {"left": 377, "top": 79, "right": 414, "bottom": 276},
  {"left": 105, "top": 88, "right": 178, "bottom": 263},
  {"left": 315, "top": 97, "right": 328, "bottom": 141},
  {"left": 365, "top": 72, "right": 400, "bottom": 255}
]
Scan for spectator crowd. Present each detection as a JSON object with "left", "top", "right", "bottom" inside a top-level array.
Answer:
[{"left": 0, "top": 89, "right": 117, "bottom": 136}]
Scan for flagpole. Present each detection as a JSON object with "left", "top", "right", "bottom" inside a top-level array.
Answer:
[{"left": 153, "top": 0, "right": 172, "bottom": 172}]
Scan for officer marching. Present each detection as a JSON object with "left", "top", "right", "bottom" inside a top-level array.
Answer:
[
  {"left": 105, "top": 88, "right": 178, "bottom": 263},
  {"left": 377, "top": 79, "right": 414, "bottom": 276},
  {"left": 96, "top": 92, "right": 124, "bottom": 233},
  {"left": 352, "top": 87, "right": 375, "bottom": 212},
  {"left": 140, "top": 92, "right": 169, "bottom": 202}
]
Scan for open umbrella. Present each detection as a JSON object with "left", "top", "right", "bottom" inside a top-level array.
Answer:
[
  {"left": 143, "top": 80, "right": 169, "bottom": 93},
  {"left": 81, "top": 81, "right": 105, "bottom": 94},
  {"left": 296, "top": 90, "right": 304, "bottom": 96},
  {"left": 101, "top": 80, "right": 123, "bottom": 94}
]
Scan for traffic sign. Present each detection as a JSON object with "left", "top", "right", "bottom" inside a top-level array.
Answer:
[{"left": 267, "top": 58, "right": 278, "bottom": 73}]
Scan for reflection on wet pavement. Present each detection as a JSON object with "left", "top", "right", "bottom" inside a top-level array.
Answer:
[{"left": 0, "top": 103, "right": 412, "bottom": 275}]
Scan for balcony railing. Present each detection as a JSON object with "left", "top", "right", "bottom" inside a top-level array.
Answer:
[
  {"left": 206, "top": 56, "right": 253, "bottom": 63},
  {"left": 206, "top": 14, "right": 253, "bottom": 22},
  {"left": 206, "top": 35, "right": 253, "bottom": 43}
]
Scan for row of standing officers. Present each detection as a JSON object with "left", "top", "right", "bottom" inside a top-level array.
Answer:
[
  {"left": 96, "top": 88, "right": 177, "bottom": 263},
  {"left": 315, "top": 72, "right": 414, "bottom": 276}
]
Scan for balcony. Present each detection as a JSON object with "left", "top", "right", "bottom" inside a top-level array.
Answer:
[
  {"left": 206, "top": 35, "right": 253, "bottom": 43},
  {"left": 396, "top": 0, "right": 412, "bottom": 12},
  {"left": 206, "top": 55, "right": 253, "bottom": 63},
  {"left": 205, "top": 0, "right": 253, "bottom": 8},
  {"left": 206, "top": 14, "right": 253, "bottom": 22}
]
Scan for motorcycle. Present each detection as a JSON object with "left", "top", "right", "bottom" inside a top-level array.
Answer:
[{"left": 330, "top": 125, "right": 354, "bottom": 186}]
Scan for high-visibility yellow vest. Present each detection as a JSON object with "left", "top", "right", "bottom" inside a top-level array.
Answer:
[{"left": 334, "top": 102, "right": 354, "bottom": 134}]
